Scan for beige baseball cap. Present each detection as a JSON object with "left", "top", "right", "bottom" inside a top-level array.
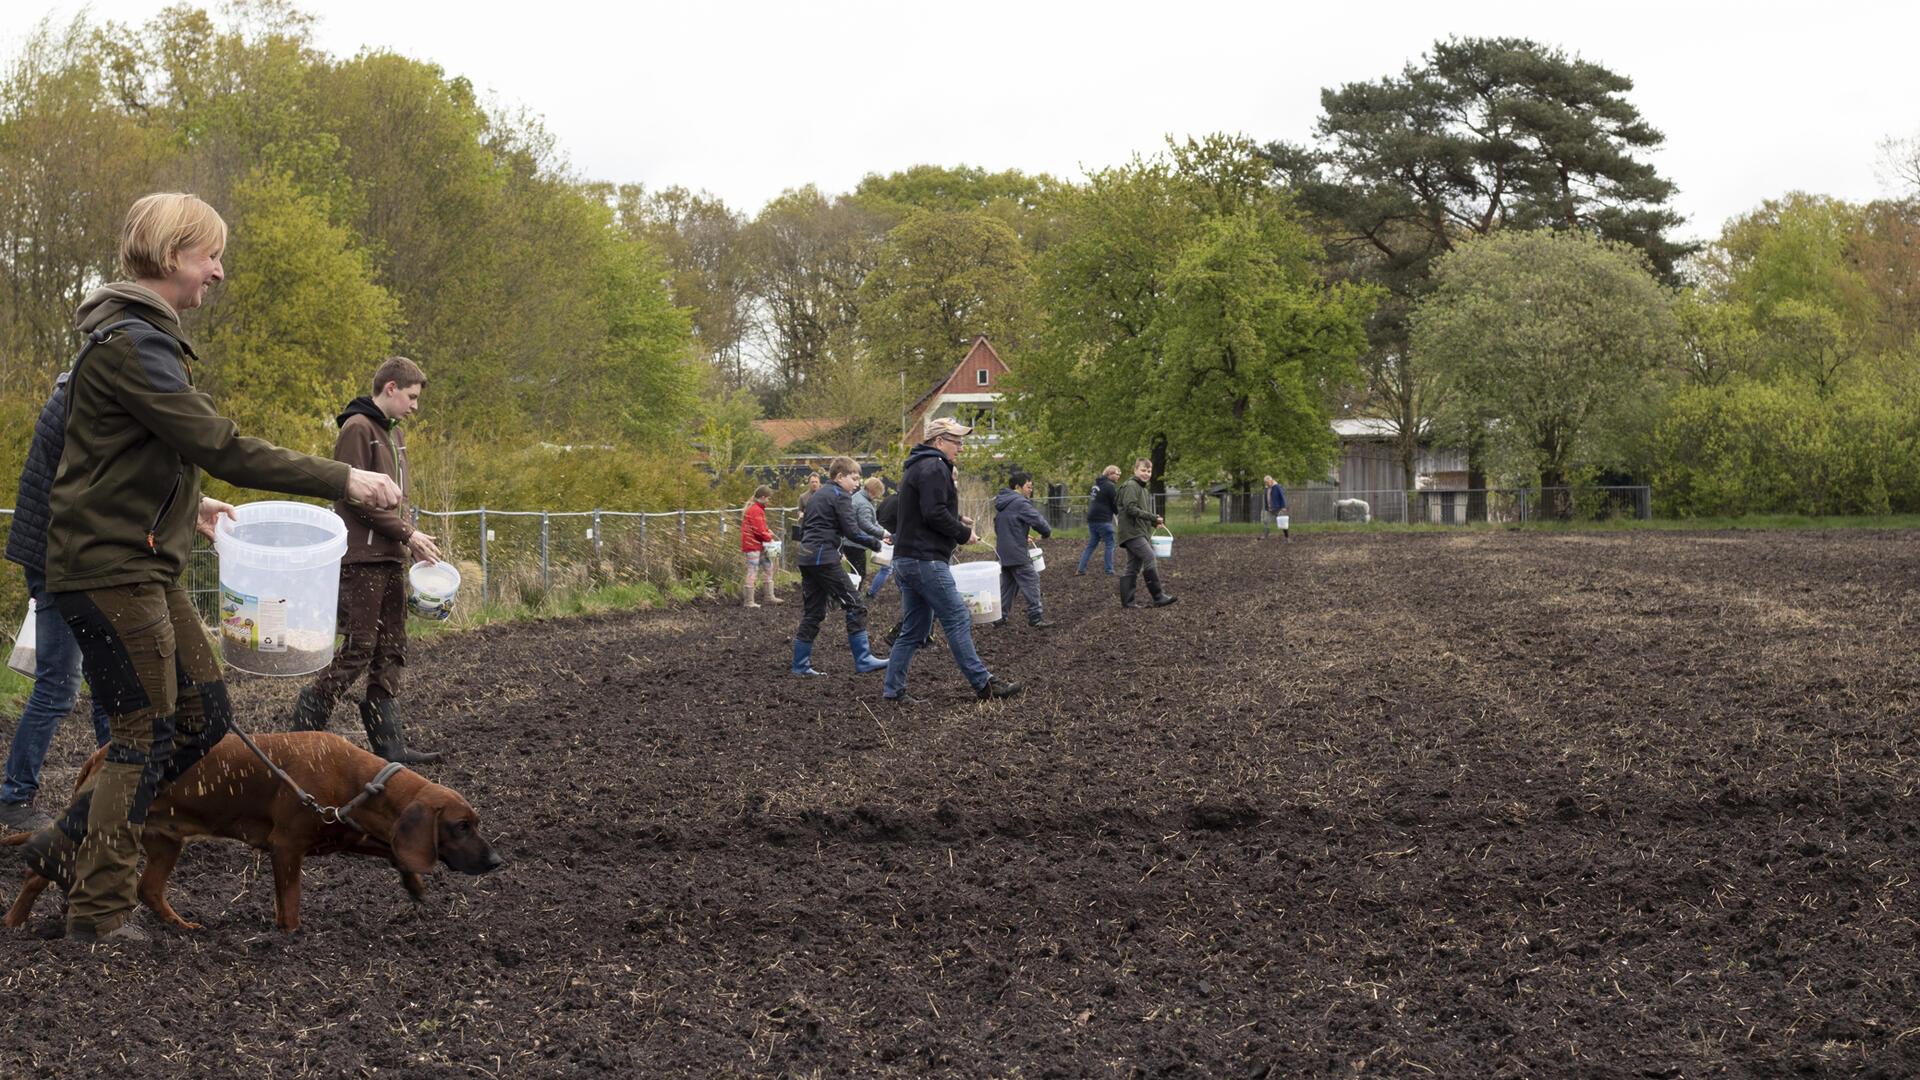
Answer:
[{"left": 924, "top": 416, "right": 973, "bottom": 440}]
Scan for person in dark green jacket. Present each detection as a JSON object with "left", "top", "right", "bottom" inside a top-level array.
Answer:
[
  {"left": 21, "top": 192, "right": 402, "bottom": 944},
  {"left": 1114, "top": 458, "right": 1176, "bottom": 609}
]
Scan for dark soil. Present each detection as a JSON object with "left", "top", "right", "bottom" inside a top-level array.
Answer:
[{"left": 4, "top": 530, "right": 1919, "bottom": 1077}]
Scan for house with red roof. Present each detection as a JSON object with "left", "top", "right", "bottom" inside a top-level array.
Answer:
[{"left": 904, "top": 336, "right": 1009, "bottom": 443}]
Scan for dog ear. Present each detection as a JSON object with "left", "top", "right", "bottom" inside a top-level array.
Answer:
[{"left": 392, "top": 800, "right": 440, "bottom": 874}]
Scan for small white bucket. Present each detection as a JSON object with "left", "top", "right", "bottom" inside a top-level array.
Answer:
[
  {"left": 7, "top": 599, "right": 36, "bottom": 678},
  {"left": 847, "top": 573, "right": 861, "bottom": 593},
  {"left": 1028, "top": 547, "right": 1046, "bottom": 573},
  {"left": 408, "top": 561, "right": 462, "bottom": 621},
  {"left": 1150, "top": 526, "right": 1173, "bottom": 560},
  {"left": 762, "top": 540, "right": 784, "bottom": 562},
  {"left": 873, "top": 541, "right": 894, "bottom": 566},
  {"left": 949, "top": 560, "right": 1001, "bottom": 621},
  {"left": 1275, "top": 514, "right": 1289, "bottom": 531}
]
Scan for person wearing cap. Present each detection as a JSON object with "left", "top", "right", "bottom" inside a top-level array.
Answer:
[{"left": 881, "top": 417, "right": 1022, "bottom": 703}]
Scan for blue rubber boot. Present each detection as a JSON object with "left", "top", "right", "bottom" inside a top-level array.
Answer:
[
  {"left": 849, "top": 631, "right": 888, "bottom": 674},
  {"left": 790, "top": 639, "right": 825, "bottom": 676}
]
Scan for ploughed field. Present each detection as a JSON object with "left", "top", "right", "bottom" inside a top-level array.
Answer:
[{"left": 3, "top": 529, "right": 1918, "bottom": 1077}]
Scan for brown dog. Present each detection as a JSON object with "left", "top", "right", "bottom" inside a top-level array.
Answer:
[{"left": 2, "top": 731, "right": 502, "bottom": 932}]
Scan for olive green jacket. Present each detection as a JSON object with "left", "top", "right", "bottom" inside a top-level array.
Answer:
[
  {"left": 1114, "top": 476, "right": 1160, "bottom": 544},
  {"left": 46, "top": 284, "right": 351, "bottom": 592}
]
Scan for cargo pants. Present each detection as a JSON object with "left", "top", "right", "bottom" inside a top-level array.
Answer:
[
  {"left": 307, "top": 562, "right": 407, "bottom": 705},
  {"left": 46, "top": 583, "right": 231, "bottom": 935}
]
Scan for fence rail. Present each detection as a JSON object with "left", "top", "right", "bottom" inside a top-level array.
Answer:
[{"left": 0, "top": 486, "right": 1651, "bottom": 627}]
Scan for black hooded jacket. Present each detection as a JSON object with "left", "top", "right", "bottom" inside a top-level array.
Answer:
[{"left": 893, "top": 443, "right": 970, "bottom": 562}]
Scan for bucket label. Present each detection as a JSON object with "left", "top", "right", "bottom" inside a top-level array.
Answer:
[
  {"left": 964, "top": 591, "right": 996, "bottom": 616},
  {"left": 220, "top": 585, "right": 290, "bottom": 652}
]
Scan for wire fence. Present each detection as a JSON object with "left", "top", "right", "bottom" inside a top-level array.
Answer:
[{"left": 0, "top": 484, "right": 1652, "bottom": 629}]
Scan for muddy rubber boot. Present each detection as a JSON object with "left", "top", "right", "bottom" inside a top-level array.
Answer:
[
  {"left": 1144, "top": 568, "right": 1175, "bottom": 607},
  {"left": 790, "top": 639, "right": 825, "bottom": 677},
  {"left": 21, "top": 789, "right": 92, "bottom": 891},
  {"left": 359, "top": 698, "right": 443, "bottom": 765},
  {"left": 289, "top": 686, "right": 333, "bottom": 731},
  {"left": 849, "top": 631, "right": 888, "bottom": 674}
]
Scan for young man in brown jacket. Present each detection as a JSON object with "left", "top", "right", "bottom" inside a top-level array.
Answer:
[{"left": 290, "top": 357, "right": 444, "bottom": 765}]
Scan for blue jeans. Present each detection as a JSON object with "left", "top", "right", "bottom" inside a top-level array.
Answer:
[
  {"left": 1, "top": 571, "right": 113, "bottom": 805},
  {"left": 1078, "top": 522, "right": 1116, "bottom": 574},
  {"left": 867, "top": 563, "right": 891, "bottom": 597},
  {"left": 882, "top": 557, "right": 991, "bottom": 697}
]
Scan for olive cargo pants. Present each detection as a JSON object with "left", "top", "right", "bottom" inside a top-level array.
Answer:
[{"left": 47, "top": 583, "right": 230, "bottom": 935}]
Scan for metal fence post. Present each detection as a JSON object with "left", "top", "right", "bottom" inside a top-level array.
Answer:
[
  {"left": 592, "top": 509, "right": 603, "bottom": 559},
  {"left": 639, "top": 513, "right": 648, "bottom": 579},
  {"left": 478, "top": 507, "right": 489, "bottom": 604},
  {"left": 540, "top": 511, "right": 550, "bottom": 595}
]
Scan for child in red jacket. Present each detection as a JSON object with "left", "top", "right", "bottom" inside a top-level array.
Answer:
[{"left": 741, "top": 486, "right": 782, "bottom": 607}]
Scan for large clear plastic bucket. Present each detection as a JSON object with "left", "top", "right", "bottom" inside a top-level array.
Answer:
[
  {"left": 213, "top": 501, "right": 347, "bottom": 676},
  {"left": 949, "top": 560, "right": 1001, "bottom": 621}
]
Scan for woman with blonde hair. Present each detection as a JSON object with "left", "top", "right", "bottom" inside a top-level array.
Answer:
[{"left": 21, "top": 192, "right": 402, "bottom": 942}]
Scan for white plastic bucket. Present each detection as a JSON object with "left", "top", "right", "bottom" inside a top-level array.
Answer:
[
  {"left": 213, "top": 501, "right": 348, "bottom": 677},
  {"left": 1028, "top": 547, "right": 1046, "bottom": 573},
  {"left": 762, "top": 540, "right": 784, "bottom": 562},
  {"left": 873, "top": 541, "right": 894, "bottom": 566},
  {"left": 7, "top": 598, "right": 36, "bottom": 678},
  {"left": 1151, "top": 526, "right": 1173, "bottom": 560},
  {"left": 847, "top": 572, "right": 861, "bottom": 593},
  {"left": 408, "top": 560, "right": 461, "bottom": 621},
  {"left": 949, "top": 560, "right": 1001, "bottom": 621},
  {"left": 1275, "top": 514, "right": 1289, "bottom": 531}
]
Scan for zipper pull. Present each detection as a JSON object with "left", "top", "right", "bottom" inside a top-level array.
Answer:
[{"left": 147, "top": 530, "right": 158, "bottom": 553}]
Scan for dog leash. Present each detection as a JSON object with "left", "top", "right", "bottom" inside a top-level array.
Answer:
[{"left": 227, "top": 720, "right": 407, "bottom": 834}]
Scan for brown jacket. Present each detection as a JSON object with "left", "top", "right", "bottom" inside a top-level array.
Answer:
[{"left": 333, "top": 396, "right": 414, "bottom": 564}]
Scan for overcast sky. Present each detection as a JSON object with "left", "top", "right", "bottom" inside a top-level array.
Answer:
[{"left": 8, "top": 1, "right": 1916, "bottom": 243}]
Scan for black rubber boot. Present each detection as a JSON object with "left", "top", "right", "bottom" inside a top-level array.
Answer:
[
  {"left": 289, "top": 687, "right": 333, "bottom": 731},
  {"left": 359, "top": 698, "right": 444, "bottom": 765},
  {"left": 21, "top": 789, "right": 92, "bottom": 891}
]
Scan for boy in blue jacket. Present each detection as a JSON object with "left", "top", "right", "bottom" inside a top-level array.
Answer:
[{"left": 990, "top": 471, "right": 1054, "bottom": 628}]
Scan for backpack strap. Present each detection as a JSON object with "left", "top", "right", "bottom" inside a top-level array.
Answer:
[{"left": 62, "top": 318, "right": 155, "bottom": 423}]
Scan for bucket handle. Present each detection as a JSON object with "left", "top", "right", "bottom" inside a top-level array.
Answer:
[{"left": 1152, "top": 524, "right": 1173, "bottom": 538}]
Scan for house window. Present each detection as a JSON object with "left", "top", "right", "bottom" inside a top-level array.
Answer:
[{"left": 976, "top": 369, "right": 989, "bottom": 386}]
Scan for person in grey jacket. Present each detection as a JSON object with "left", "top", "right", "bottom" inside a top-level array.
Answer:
[
  {"left": 989, "top": 471, "right": 1053, "bottom": 628},
  {"left": 841, "top": 476, "right": 890, "bottom": 587}
]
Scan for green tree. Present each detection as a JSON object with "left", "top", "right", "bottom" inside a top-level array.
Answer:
[
  {"left": 1001, "top": 136, "right": 1368, "bottom": 494},
  {"left": 612, "top": 184, "right": 754, "bottom": 387},
  {"left": 857, "top": 208, "right": 1034, "bottom": 395},
  {"left": 1158, "top": 212, "right": 1372, "bottom": 490},
  {"left": 196, "top": 169, "right": 399, "bottom": 459},
  {"left": 1269, "top": 36, "right": 1691, "bottom": 492},
  {"left": 0, "top": 15, "right": 168, "bottom": 400},
  {"left": 1412, "top": 231, "right": 1680, "bottom": 495},
  {"left": 743, "top": 186, "right": 886, "bottom": 411},
  {"left": 852, "top": 163, "right": 1063, "bottom": 252}
]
